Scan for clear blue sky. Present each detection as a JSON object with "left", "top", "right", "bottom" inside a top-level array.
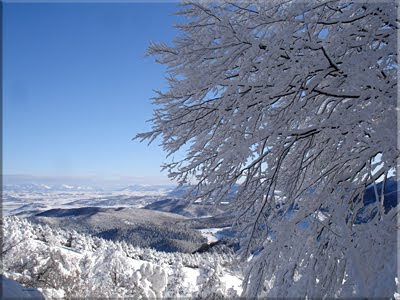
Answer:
[{"left": 4, "top": 2, "right": 183, "bottom": 183}]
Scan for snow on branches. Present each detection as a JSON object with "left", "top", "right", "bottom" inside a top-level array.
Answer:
[
  {"left": 2, "top": 216, "right": 240, "bottom": 298},
  {"left": 137, "top": 1, "right": 398, "bottom": 298}
]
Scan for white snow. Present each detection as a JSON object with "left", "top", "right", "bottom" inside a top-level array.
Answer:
[
  {"left": 3, "top": 217, "right": 243, "bottom": 298},
  {"left": 198, "top": 227, "right": 231, "bottom": 243}
]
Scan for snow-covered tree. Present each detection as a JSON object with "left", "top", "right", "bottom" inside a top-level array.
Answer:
[
  {"left": 165, "top": 261, "right": 189, "bottom": 298},
  {"left": 137, "top": 1, "right": 398, "bottom": 297},
  {"left": 3, "top": 217, "right": 240, "bottom": 298},
  {"left": 195, "top": 261, "right": 228, "bottom": 299}
]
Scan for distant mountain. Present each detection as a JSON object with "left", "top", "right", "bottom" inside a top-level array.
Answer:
[
  {"left": 167, "top": 184, "right": 239, "bottom": 201},
  {"left": 119, "top": 184, "right": 175, "bottom": 193},
  {"left": 4, "top": 182, "right": 178, "bottom": 194},
  {"left": 167, "top": 185, "right": 196, "bottom": 198},
  {"left": 4, "top": 183, "right": 52, "bottom": 193},
  {"left": 4, "top": 183, "right": 101, "bottom": 193}
]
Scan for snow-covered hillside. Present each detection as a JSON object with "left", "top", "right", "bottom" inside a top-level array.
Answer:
[
  {"left": 2, "top": 217, "right": 242, "bottom": 299},
  {"left": 29, "top": 206, "right": 208, "bottom": 253}
]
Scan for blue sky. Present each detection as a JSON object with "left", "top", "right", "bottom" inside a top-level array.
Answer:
[{"left": 4, "top": 2, "right": 183, "bottom": 184}]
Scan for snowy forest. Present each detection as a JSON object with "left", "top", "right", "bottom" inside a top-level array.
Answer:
[
  {"left": 3, "top": 0, "right": 399, "bottom": 299},
  {"left": 2, "top": 216, "right": 241, "bottom": 298}
]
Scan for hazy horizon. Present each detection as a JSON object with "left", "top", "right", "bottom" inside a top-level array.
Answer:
[{"left": 3, "top": 173, "right": 177, "bottom": 187}]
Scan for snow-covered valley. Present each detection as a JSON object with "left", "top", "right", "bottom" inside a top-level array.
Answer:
[
  {"left": 3, "top": 179, "right": 398, "bottom": 298},
  {"left": 2, "top": 183, "right": 242, "bottom": 298}
]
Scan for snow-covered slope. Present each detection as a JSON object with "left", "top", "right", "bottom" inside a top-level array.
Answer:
[
  {"left": 3, "top": 217, "right": 243, "bottom": 299},
  {"left": 144, "top": 198, "right": 226, "bottom": 218},
  {"left": 29, "top": 206, "right": 208, "bottom": 253}
]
